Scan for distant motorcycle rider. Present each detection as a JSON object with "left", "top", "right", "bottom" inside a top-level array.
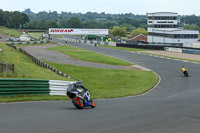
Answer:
[{"left": 181, "top": 66, "right": 188, "bottom": 75}]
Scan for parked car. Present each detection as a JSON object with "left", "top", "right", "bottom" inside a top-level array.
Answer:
[
  {"left": 19, "top": 34, "right": 31, "bottom": 41},
  {"left": 7, "top": 37, "right": 21, "bottom": 42}
]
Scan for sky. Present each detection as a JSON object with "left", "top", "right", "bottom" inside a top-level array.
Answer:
[{"left": 0, "top": 0, "right": 200, "bottom": 15}]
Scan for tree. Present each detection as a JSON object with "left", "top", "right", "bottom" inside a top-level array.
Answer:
[
  {"left": 58, "top": 19, "right": 68, "bottom": 28},
  {"left": 120, "top": 23, "right": 135, "bottom": 32},
  {"left": 10, "top": 11, "right": 22, "bottom": 28},
  {"left": 66, "top": 17, "right": 83, "bottom": 28},
  {"left": 83, "top": 20, "right": 97, "bottom": 28},
  {"left": 48, "top": 20, "right": 58, "bottom": 28},
  {"left": 37, "top": 20, "right": 48, "bottom": 29},
  {"left": 110, "top": 26, "right": 127, "bottom": 37},
  {"left": 131, "top": 28, "right": 147, "bottom": 36},
  {"left": 21, "top": 13, "right": 30, "bottom": 29}
]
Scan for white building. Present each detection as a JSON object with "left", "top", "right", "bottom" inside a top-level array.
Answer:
[{"left": 147, "top": 12, "right": 199, "bottom": 46}]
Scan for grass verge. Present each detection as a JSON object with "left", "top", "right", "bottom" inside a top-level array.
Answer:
[
  {"left": 48, "top": 45, "right": 133, "bottom": 66},
  {"left": 28, "top": 32, "right": 43, "bottom": 39},
  {"left": 0, "top": 26, "right": 22, "bottom": 37},
  {"left": 44, "top": 61, "right": 158, "bottom": 99},
  {"left": 0, "top": 42, "right": 71, "bottom": 80},
  {"left": 0, "top": 95, "right": 69, "bottom": 103},
  {"left": 51, "top": 34, "right": 63, "bottom": 38}
]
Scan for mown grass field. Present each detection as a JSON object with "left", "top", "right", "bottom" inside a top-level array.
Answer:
[
  {"left": 0, "top": 26, "right": 22, "bottom": 37},
  {"left": 28, "top": 32, "right": 44, "bottom": 39},
  {"left": 44, "top": 61, "right": 158, "bottom": 99},
  {"left": 51, "top": 34, "right": 63, "bottom": 38},
  {"left": 48, "top": 45, "right": 133, "bottom": 66},
  {"left": 0, "top": 42, "right": 71, "bottom": 80}
]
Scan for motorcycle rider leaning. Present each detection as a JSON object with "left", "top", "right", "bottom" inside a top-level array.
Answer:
[
  {"left": 73, "top": 83, "right": 90, "bottom": 101},
  {"left": 181, "top": 66, "right": 187, "bottom": 74}
]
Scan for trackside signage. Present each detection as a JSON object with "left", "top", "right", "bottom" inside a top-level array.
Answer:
[{"left": 49, "top": 28, "right": 109, "bottom": 35}]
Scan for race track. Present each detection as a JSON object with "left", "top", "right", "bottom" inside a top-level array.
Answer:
[{"left": 1, "top": 38, "right": 200, "bottom": 133}]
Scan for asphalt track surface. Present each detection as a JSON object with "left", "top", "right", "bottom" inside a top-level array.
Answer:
[{"left": 1, "top": 38, "right": 200, "bottom": 133}]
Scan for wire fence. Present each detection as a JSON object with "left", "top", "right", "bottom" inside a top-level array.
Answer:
[{"left": 6, "top": 43, "right": 79, "bottom": 81}]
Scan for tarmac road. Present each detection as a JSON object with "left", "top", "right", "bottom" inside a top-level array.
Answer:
[{"left": 0, "top": 38, "right": 200, "bottom": 133}]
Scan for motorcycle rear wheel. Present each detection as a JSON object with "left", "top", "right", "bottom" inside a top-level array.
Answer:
[{"left": 72, "top": 97, "right": 84, "bottom": 109}]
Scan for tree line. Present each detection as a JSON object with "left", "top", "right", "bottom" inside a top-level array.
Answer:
[
  {"left": 0, "top": 9, "right": 29, "bottom": 29},
  {"left": 1, "top": 8, "right": 200, "bottom": 37},
  {"left": 22, "top": 8, "right": 147, "bottom": 31}
]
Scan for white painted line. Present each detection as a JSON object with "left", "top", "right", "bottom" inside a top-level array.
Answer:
[{"left": 132, "top": 52, "right": 200, "bottom": 64}]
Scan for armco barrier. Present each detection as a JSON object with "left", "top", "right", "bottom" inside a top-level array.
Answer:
[
  {"left": 49, "top": 80, "right": 81, "bottom": 95},
  {"left": 0, "top": 79, "right": 49, "bottom": 96},
  {"left": 0, "top": 79, "right": 81, "bottom": 96}
]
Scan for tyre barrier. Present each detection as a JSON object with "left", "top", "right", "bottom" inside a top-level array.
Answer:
[
  {"left": 9, "top": 40, "right": 49, "bottom": 45},
  {"left": 0, "top": 79, "right": 81, "bottom": 96}
]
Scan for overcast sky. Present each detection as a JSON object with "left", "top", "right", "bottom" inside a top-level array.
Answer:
[{"left": 1, "top": 0, "right": 199, "bottom": 15}]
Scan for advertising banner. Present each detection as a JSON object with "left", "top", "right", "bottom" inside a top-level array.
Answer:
[{"left": 49, "top": 28, "right": 109, "bottom": 35}]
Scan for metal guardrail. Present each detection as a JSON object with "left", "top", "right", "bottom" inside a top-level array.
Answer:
[
  {"left": 0, "top": 79, "right": 82, "bottom": 96},
  {"left": 0, "top": 79, "right": 49, "bottom": 96}
]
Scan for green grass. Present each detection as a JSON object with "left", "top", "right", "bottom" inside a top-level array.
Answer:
[
  {"left": 51, "top": 34, "right": 63, "bottom": 38},
  {"left": 48, "top": 45, "right": 133, "bottom": 66},
  {"left": 28, "top": 32, "right": 43, "bottom": 39},
  {"left": 0, "top": 26, "right": 22, "bottom": 37},
  {"left": 0, "top": 95, "right": 69, "bottom": 103},
  {"left": 44, "top": 61, "right": 158, "bottom": 99},
  {"left": 0, "top": 42, "right": 72, "bottom": 80}
]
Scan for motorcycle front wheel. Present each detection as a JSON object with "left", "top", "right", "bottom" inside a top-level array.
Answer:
[
  {"left": 72, "top": 96, "right": 84, "bottom": 109},
  {"left": 90, "top": 99, "right": 96, "bottom": 108}
]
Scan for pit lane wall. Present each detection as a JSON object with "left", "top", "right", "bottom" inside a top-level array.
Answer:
[
  {"left": 0, "top": 79, "right": 81, "bottom": 96},
  {"left": 65, "top": 38, "right": 117, "bottom": 46}
]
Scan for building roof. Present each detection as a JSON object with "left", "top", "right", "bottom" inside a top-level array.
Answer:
[
  {"left": 147, "top": 12, "right": 178, "bottom": 16},
  {"left": 128, "top": 34, "right": 147, "bottom": 40}
]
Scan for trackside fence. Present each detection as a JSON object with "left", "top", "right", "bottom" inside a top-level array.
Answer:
[
  {"left": 0, "top": 79, "right": 49, "bottom": 96},
  {"left": 0, "top": 79, "right": 81, "bottom": 96},
  {"left": 164, "top": 47, "right": 200, "bottom": 55},
  {"left": 6, "top": 43, "right": 79, "bottom": 81}
]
